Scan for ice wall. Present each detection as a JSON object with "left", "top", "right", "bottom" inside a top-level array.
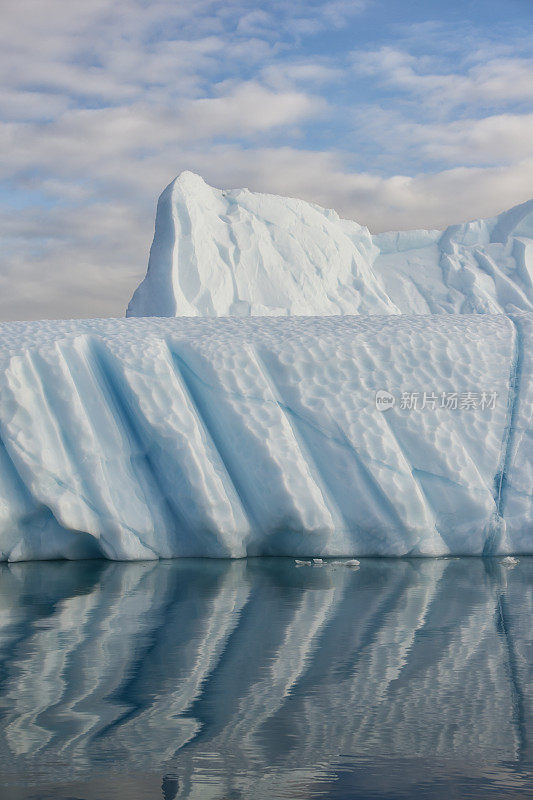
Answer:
[
  {"left": 127, "top": 172, "right": 533, "bottom": 318},
  {"left": 0, "top": 314, "right": 530, "bottom": 560}
]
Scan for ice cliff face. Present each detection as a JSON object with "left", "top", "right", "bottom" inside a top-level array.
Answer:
[
  {"left": 127, "top": 172, "right": 533, "bottom": 318},
  {"left": 0, "top": 314, "right": 530, "bottom": 560}
]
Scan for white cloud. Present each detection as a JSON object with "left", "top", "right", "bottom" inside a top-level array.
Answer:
[
  {"left": 347, "top": 107, "right": 533, "bottom": 167},
  {"left": 261, "top": 61, "right": 344, "bottom": 90},
  {"left": 415, "top": 113, "right": 533, "bottom": 165},
  {"left": 353, "top": 47, "right": 533, "bottom": 108},
  {"left": 182, "top": 81, "right": 326, "bottom": 136},
  {"left": 347, "top": 40, "right": 533, "bottom": 175}
]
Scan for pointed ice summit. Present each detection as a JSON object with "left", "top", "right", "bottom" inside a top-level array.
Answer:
[
  {"left": 127, "top": 171, "right": 399, "bottom": 317},
  {"left": 127, "top": 171, "right": 533, "bottom": 318}
]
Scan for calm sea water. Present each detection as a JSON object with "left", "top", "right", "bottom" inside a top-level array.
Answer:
[{"left": 0, "top": 557, "right": 531, "bottom": 800}]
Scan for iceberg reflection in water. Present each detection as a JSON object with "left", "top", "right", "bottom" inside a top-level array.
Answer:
[{"left": 0, "top": 558, "right": 532, "bottom": 799}]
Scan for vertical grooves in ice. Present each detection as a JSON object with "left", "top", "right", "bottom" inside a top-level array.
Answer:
[
  {"left": 485, "top": 316, "right": 524, "bottom": 555},
  {"left": 377, "top": 413, "right": 447, "bottom": 554},
  {"left": 251, "top": 347, "right": 345, "bottom": 536},
  {"left": 169, "top": 348, "right": 258, "bottom": 535},
  {"left": 170, "top": 343, "right": 336, "bottom": 554}
]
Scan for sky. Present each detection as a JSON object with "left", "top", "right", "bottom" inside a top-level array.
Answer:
[{"left": 1, "top": 0, "right": 532, "bottom": 320}]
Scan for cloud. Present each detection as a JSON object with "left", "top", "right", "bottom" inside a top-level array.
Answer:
[
  {"left": 182, "top": 81, "right": 326, "bottom": 136},
  {"left": 346, "top": 36, "right": 533, "bottom": 173},
  {"left": 261, "top": 61, "right": 344, "bottom": 90},
  {"left": 352, "top": 47, "right": 533, "bottom": 109},
  {"left": 0, "top": 86, "right": 325, "bottom": 191},
  {"left": 346, "top": 107, "right": 533, "bottom": 168},
  {"left": 414, "top": 113, "right": 533, "bottom": 165}
]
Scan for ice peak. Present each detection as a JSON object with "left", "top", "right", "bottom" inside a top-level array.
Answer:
[
  {"left": 128, "top": 174, "right": 398, "bottom": 318},
  {"left": 171, "top": 170, "right": 210, "bottom": 191},
  {"left": 127, "top": 175, "right": 533, "bottom": 318}
]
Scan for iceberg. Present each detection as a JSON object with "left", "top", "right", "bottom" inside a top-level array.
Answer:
[
  {"left": 0, "top": 313, "right": 530, "bottom": 560},
  {"left": 127, "top": 172, "right": 533, "bottom": 319},
  {"left": 1, "top": 174, "right": 531, "bottom": 560}
]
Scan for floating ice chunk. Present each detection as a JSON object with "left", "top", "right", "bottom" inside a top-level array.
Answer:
[{"left": 500, "top": 556, "right": 520, "bottom": 567}]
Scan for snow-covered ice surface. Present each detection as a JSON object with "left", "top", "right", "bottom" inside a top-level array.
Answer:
[
  {"left": 0, "top": 313, "right": 530, "bottom": 560},
  {"left": 127, "top": 172, "right": 533, "bottom": 319}
]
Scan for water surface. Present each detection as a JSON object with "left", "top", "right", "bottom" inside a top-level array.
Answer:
[{"left": 0, "top": 557, "right": 532, "bottom": 799}]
